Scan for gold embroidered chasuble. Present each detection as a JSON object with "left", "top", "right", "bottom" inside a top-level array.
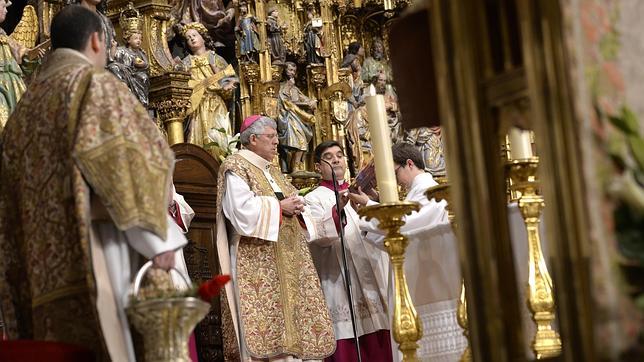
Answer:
[
  {"left": 0, "top": 49, "right": 174, "bottom": 359},
  {"left": 216, "top": 152, "right": 335, "bottom": 360}
]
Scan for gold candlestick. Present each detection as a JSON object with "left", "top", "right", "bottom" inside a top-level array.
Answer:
[
  {"left": 425, "top": 183, "right": 471, "bottom": 362},
  {"left": 358, "top": 201, "right": 422, "bottom": 362},
  {"left": 506, "top": 157, "right": 561, "bottom": 359}
]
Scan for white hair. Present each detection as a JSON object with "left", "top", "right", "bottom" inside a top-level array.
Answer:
[{"left": 240, "top": 116, "right": 277, "bottom": 146}]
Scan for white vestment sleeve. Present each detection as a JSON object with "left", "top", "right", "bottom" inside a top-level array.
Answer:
[
  {"left": 124, "top": 214, "right": 188, "bottom": 259},
  {"left": 222, "top": 171, "right": 281, "bottom": 242},
  {"left": 173, "top": 187, "right": 195, "bottom": 230},
  {"left": 303, "top": 191, "right": 339, "bottom": 247}
]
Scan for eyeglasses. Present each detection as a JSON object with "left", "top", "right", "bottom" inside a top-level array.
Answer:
[
  {"left": 394, "top": 165, "right": 403, "bottom": 177},
  {"left": 254, "top": 133, "right": 278, "bottom": 140}
]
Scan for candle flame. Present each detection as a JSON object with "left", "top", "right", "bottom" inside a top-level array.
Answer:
[{"left": 368, "top": 84, "right": 376, "bottom": 97}]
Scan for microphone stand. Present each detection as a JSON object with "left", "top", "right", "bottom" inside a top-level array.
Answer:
[{"left": 320, "top": 159, "right": 363, "bottom": 362}]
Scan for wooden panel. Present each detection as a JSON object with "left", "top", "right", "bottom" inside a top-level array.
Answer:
[{"left": 172, "top": 143, "right": 223, "bottom": 362}]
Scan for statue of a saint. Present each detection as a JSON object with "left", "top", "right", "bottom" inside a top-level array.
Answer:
[
  {"left": 342, "top": 53, "right": 371, "bottom": 171},
  {"left": 235, "top": 4, "right": 260, "bottom": 62},
  {"left": 340, "top": 41, "right": 364, "bottom": 70},
  {"left": 266, "top": 6, "right": 286, "bottom": 64},
  {"left": 303, "top": 10, "right": 324, "bottom": 65},
  {"left": 277, "top": 62, "right": 316, "bottom": 173},
  {"left": 0, "top": 0, "right": 45, "bottom": 132},
  {"left": 362, "top": 37, "right": 392, "bottom": 84},
  {"left": 107, "top": 5, "right": 149, "bottom": 107},
  {"left": 181, "top": 22, "right": 239, "bottom": 158},
  {"left": 371, "top": 72, "right": 402, "bottom": 143},
  {"left": 405, "top": 127, "right": 447, "bottom": 177}
]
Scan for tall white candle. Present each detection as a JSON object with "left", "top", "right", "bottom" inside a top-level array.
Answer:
[
  {"left": 508, "top": 128, "right": 534, "bottom": 160},
  {"left": 365, "top": 85, "right": 399, "bottom": 203}
]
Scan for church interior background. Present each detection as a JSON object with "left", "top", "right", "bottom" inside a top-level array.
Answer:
[{"left": 1, "top": 0, "right": 643, "bottom": 360}]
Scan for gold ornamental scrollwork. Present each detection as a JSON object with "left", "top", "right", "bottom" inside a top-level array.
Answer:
[
  {"left": 257, "top": 80, "right": 281, "bottom": 119},
  {"left": 505, "top": 157, "right": 562, "bottom": 359},
  {"left": 152, "top": 98, "right": 191, "bottom": 145},
  {"left": 149, "top": 71, "right": 192, "bottom": 145},
  {"left": 323, "top": 81, "right": 352, "bottom": 124},
  {"left": 358, "top": 201, "right": 422, "bottom": 362}
]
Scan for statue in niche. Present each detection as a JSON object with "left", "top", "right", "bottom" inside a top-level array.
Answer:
[
  {"left": 180, "top": 22, "right": 238, "bottom": 159},
  {"left": 266, "top": 6, "right": 287, "bottom": 64},
  {"left": 405, "top": 127, "right": 447, "bottom": 177},
  {"left": 371, "top": 72, "right": 402, "bottom": 143},
  {"left": 277, "top": 62, "right": 317, "bottom": 173},
  {"left": 362, "top": 37, "right": 392, "bottom": 84},
  {"left": 169, "top": 0, "right": 235, "bottom": 47},
  {"left": 107, "top": 4, "right": 149, "bottom": 107},
  {"left": 341, "top": 50, "right": 371, "bottom": 171},
  {"left": 303, "top": 8, "right": 325, "bottom": 65},
  {"left": 235, "top": 4, "right": 260, "bottom": 63}
]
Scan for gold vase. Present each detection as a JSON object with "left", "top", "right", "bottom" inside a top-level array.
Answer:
[{"left": 126, "top": 262, "right": 211, "bottom": 362}]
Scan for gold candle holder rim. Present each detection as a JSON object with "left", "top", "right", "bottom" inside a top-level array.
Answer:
[
  {"left": 505, "top": 156, "right": 539, "bottom": 166},
  {"left": 357, "top": 200, "right": 420, "bottom": 220}
]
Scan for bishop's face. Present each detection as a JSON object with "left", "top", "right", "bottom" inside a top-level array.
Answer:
[{"left": 185, "top": 29, "right": 205, "bottom": 53}]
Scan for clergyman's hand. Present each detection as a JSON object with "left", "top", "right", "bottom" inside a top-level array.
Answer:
[
  {"left": 152, "top": 250, "right": 175, "bottom": 271},
  {"left": 338, "top": 191, "right": 350, "bottom": 210},
  {"left": 280, "top": 195, "right": 304, "bottom": 216},
  {"left": 348, "top": 186, "right": 370, "bottom": 207}
]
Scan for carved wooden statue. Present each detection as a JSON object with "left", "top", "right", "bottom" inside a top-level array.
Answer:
[
  {"left": 266, "top": 6, "right": 286, "bottom": 64},
  {"left": 277, "top": 62, "right": 316, "bottom": 173},
  {"left": 303, "top": 9, "right": 324, "bottom": 65},
  {"left": 181, "top": 22, "right": 238, "bottom": 159},
  {"left": 362, "top": 37, "right": 392, "bottom": 84},
  {"left": 235, "top": 4, "right": 260, "bottom": 63},
  {"left": 0, "top": 1, "right": 46, "bottom": 132},
  {"left": 107, "top": 4, "right": 150, "bottom": 107}
]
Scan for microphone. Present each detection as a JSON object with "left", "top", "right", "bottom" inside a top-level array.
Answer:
[{"left": 319, "top": 159, "right": 363, "bottom": 362}]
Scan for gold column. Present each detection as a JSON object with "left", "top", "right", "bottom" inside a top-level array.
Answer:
[
  {"left": 253, "top": 0, "right": 272, "bottom": 83},
  {"left": 149, "top": 71, "right": 192, "bottom": 145},
  {"left": 506, "top": 157, "right": 561, "bottom": 359},
  {"left": 359, "top": 201, "right": 422, "bottom": 361}
]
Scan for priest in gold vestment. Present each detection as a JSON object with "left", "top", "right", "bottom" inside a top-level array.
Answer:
[
  {"left": 0, "top": 7, "right": 186, "bottom": 361},
  {"left": 216, "top": 115, "right": 336, "bottom": 361}
]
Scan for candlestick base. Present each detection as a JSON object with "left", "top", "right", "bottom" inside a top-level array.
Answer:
[
  {"left": 505, "top": 157, "right": 562, "bottom": 359},
  {"left": 358, "top": 201, "right": 421, "bottom": 362}
]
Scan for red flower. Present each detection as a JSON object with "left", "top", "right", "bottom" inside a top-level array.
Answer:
[{"left": 198, "top": 275, "right": 231, "bottom": 302}]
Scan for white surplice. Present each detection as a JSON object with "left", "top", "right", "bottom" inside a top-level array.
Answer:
[
  {"left": 219, "top": 149, "right": 318, "bottom": 362},
  {"left": 170, "top": 187, "right": 195, "bottom": 288},
  {"left": 360, "top": 173, "right": 467, "bottom": 362},
  {"left": 91, "top": 198, "right": 188, "bottom": 362},
  {"left": 303, "top": 185, "right": 390, "bottom": 341}
]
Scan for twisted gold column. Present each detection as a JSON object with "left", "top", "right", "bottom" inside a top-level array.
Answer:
[
  {"left": 359, "top": 201, "right": 422, "bottom": 362},
  {"left": 506, "top": 157, "right": 561, "bottom": 359},
  {"left": 425, "top": 183, "right": 471, "bottom": 362}
]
